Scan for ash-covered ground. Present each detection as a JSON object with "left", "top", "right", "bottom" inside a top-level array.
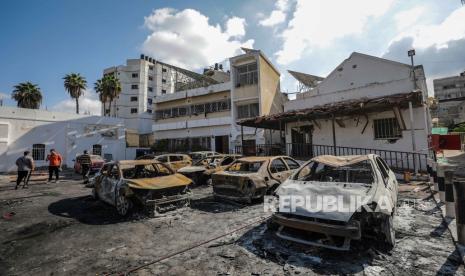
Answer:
[{"left": 0, "top": 173, "right": 463, "bottom": 275}]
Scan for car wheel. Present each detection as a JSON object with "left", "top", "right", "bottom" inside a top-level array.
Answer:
[
  {"left": 115, "top": 193, "right": 132, "bottom": 216},
  {"left": 383, "top": 215, "right": 396, "bottom": 248},
  {"left": 91, "top": 188, "right": 98, "bottom": 200}
]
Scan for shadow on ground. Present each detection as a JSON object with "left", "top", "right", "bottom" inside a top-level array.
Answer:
[
  {"left": 48, "top": 196, "right": 128, "bottom": 225},
  {"left": 189, "top": 196, "right": 250, "bottom": 213}
]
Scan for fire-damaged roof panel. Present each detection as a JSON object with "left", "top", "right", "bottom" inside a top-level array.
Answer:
[
  {"left": 311, "top": 155, "right": 371, "bottom": 167},
  {"left": 237, "top": 90, "right": 423, "bottom": 130}
]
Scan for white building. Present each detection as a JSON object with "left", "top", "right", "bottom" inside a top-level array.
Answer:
[
  {"left": 239, "top": 52, "right": 431, "bottom": 172},
  {"left": 432, "top": 70, "right": 465, "bottom": 126},
  {"left": 102, "top": 55, "right": 217, "bottom": 135},
  {"left": 0, "top": 106, "right": 132, "bottom": 172}
]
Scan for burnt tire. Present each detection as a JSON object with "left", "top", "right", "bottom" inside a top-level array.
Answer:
[
  {"left": 383, "top": 215, "right": 396, "bottom": 249},
  {"left": 115, "top": 193, "right": 133, "bottom": 217},
  {"left": 91, "top": 188, "right": 99, "bottom": 200},
  {"left": 266, "top": 218, "right": 279, "bottom": 231}
]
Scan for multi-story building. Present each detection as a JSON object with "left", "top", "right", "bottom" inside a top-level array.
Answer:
[
  {"left": 152, "top": 48, "right": 286, "bottom": 153},
  {"left": 102, "top": 55, "right": 214, "bottom": 134},
  {"left": 432, "top": 71, "right": 465, "bottom": 126}
]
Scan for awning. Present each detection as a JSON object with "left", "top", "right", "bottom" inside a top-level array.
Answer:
[{"left": 237, "top": 91, "right": 423, "bottom": 130}]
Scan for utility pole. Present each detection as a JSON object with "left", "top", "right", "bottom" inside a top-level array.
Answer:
[{"left": 408, "top": 49, "right": 417, "bottom": 90}]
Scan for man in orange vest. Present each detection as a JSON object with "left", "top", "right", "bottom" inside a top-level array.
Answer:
[{"left": 46, "top": 149, "right": 62, "bottom": 183}]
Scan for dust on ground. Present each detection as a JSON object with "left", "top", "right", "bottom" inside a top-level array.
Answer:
[{"left": 0, "top": 173, "right": 463, "bottom": 275}]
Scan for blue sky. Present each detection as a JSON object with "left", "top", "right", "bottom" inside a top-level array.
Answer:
[{"left": 1, "top": 0, "right": 465, "bottom": 114}]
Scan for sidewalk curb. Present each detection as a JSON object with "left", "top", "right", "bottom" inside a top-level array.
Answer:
[{"left": 429, "top": 182, "right": 465, "bottom": 266}]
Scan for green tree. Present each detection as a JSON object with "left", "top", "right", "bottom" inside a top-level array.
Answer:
[
  {"left": 11, "top": 82, "right": 43, "bottom": 109},
  {"left": 63, "top": 73, "right": 87, "bottom": 114},
  {"left": 94, "top": 74, "right": 122, "bottom": 117}
]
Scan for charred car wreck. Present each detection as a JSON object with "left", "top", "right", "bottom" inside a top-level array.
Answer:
[
  {"left": 92, "top": 160, "right": 192, "bottom": 216},
  {"left": 269, "top": 154, "right": 398, "bottom": 250},
  {"left": 177, "top": 154, "right": 241, "bottom": 185},
  {"left": 212, "top": 156, "right": 301, "bottom": 203}
]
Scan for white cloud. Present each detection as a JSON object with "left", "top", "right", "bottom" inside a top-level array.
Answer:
[
  {"left": 142, "top": 8, "right": 254, "bottom": 70},
  {"left": 226, "top": 17, "right": 246, "bottom": 37},
  {"left": 52, "top": 90, "right": 101, "bottom": 115},
  {"left": 275, "top": 0, "right": 395, "bottom": 65},
  {"left": 392, "top": 6, "right": 465, "bottom": 50},
  {"left": 259, "top": 0, "right": 289, "bottom": 27},
  {"left": 394, "top": 6, "right": 426, "bottom": 30}
]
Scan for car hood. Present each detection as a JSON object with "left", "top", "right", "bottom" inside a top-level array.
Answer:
[
  {"left": 276, "top": 180, "right": 374, "bottom": 222},
  {"left": 126, "top": 174, "right": 191, "bottom": 190},
  {"left": 178, "top": 166, "right": 207, "bottom": 173}
]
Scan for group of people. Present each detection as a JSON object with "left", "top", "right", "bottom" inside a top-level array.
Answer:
[{"left": 15, "top": 149, "right": 92, "bottom": 189}]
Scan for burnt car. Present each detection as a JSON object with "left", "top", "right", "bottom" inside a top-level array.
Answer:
[
  {"left": 269, "top": 154, "right": 398, "bottom": 250},
  {"left": 92, "top": 160, "right": 192, "bottom": 216},
  {"left": 74, "top": 154, "right": 104, "bottom": 174},
  {"left": 188, "top": 151, "right": 220, "bottom": 163},
  {"left": 177, "top": 154, "right": 241, "bottom": 185},
  {"left": 154, "top": 154, "right": 192, "bottom": 172},
  {"left": 212, "top": 156, "right": 301, "bottom": 203}
]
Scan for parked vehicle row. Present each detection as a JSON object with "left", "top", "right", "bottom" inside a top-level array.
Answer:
[{"left": 89, "top": 153, "right": 399, "bottom": 251}]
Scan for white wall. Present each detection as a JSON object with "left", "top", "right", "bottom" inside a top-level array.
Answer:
[{"left": 0, "top": 107, "right": 129, "bottom": 172}]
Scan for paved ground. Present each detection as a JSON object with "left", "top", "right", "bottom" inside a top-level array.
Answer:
[{"left": 0, "top": 172, "right": 463, "bottom": 275}]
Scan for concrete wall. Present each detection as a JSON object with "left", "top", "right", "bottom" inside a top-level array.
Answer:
[
  {"left": 287, "top": 53, "right": 427, "bottom": 111},
  {"left": 0, "top": 107, "right": 129, "bottom": 172}
]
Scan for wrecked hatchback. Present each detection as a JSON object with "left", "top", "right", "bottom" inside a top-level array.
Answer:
[
  {"left": 212, "top": 156, "right": 301, "bottom": 203},
  {"left": 177, "top": 154, "right": 241, "bottom": 185},
  {"left": 268, "top": 154, "right": 398, "bottom": 251},
  {"left": 92, "top": 160, "right": 192, "bottom": 216}
]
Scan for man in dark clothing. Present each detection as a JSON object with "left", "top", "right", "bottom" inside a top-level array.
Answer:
[
  {"left": 77, "top": 150, "right": 92, "bottom": 183},
  {"left": 15, "top": 151, "right": 34, "bottom": 189}
]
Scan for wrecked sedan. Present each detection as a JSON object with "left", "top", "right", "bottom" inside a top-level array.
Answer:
[
  {"left": 92, "top": 160, "right": 192, "bottom": 216},
  {"left": 212, "top": 156, "right": 301, "bottom": 203},
  {"left": 269, "top": 154, "right": 398, "bottom": 251},
  {"left": 177, "top": 154, "right": 241, "bottom": 185}
]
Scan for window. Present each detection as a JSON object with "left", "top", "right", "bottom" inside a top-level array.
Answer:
[
  {"left": 92, "top": 144, "right": 102, "bottom": 156},
  {"left": 375, "top": 157, "right": 389, "bottom": 181},
  {"left": 270, "top": 158, "right": 288, "bottom": 173},
  {"left": 162, "top": 89, "right": 167, "bottom": 94},
  {"left": 156, "top": 155, "right": 168, "bottom": 163},
  {"left": 148, "top": 76, "right": 153, "bottom": 81},
  {"left": 131, "top": 73, "right": 138, "bottom": 78},
  {"left": 373, "top": 118, "right": 402, "bottom": 139},
  {"left": 149, "top": 65, "right": 154, "bottom": 70},
  {"left": 284, "top": 157, "right": 300, "bottom": 170},
  {"left": 147, "top": 98, "right": 152, "bottom": 105},
  {"left": 218, "top": 100, "right": 230, "bottom": 111},
  {"left": 32, "top": 144, "right": 45, "bottom": 160},
  {"left": 148, "top": 87, "right": 153, "bottom": 92},
  {"left": 162, "top": 68, "right": 167, "bottom": 73},
  {"left": 131, "top": 108, "right": 138, "bottom": 114},
  {"left": 105, "top": 109, "right": 110, "bottom": 115},
  {"left": 237, "top": 103, "right": 259, "bottom": 119},
  {"left": 295, "top": 160, "right": 374, "bottom": 184},
  {"left": 178, "top": 107, "right": 187, "bottom": 116},
  {"left": 131, "top": 84, "right": 138, "bottom": 89},
  {"left": 236, "top": 62, "right": 258, "bottom": 86},
  {"left": 147, "top": 109, "right": 152, "bottom": 114},
  {"left": 162, "top": 79, "right": 167, "bottom": 83},
  {"left": 169, "top": 155, "right": 183, "bottom": 162},
  {"left": 130, "top": 96, "right": 138, "bottom": 102}
]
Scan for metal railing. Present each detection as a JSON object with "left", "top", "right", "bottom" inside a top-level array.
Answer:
[{"left": 233, "top": 143, "right": 427, "bottom": 173}]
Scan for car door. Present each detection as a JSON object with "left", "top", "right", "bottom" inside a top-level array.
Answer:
[
  {"left": 269, "top": 158, "right": 291, "bottom": 184},
  {"left": 375, "top": 157, "right": 397, "bottom": 209},
  {"left": 101, "top": 164, "right": 120, "bottom": 206}
]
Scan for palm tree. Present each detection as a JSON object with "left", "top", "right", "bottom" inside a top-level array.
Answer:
[
  {"left": 11, "top": 82, "right": 43, "bottom": 109},
  {"left": 94, "top": 78, "right": 108, "bottom": 116},
  {"left": 105, "top": 74, "right": 122, "bottom": 117},
  {"left": 63, "top": 73, "right": 87, "bottom": 114}
]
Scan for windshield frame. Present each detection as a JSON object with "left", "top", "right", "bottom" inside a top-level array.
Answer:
[
  {"left": 119, "top": 162, "right": 174, "bottom": 179},
  {"left": 226, "top": 160, "right": 265, "bottom": 173}
]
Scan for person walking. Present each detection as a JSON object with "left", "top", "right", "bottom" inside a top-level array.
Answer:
[
  {"left": 46, "top": 149, "right": 62, "bottom": 183},
  {"left": 15, "top": 151, "right": 34, "bottom": 189},
  {"left": 77, "top": 150, "right": 91, "bottom": 183}
]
